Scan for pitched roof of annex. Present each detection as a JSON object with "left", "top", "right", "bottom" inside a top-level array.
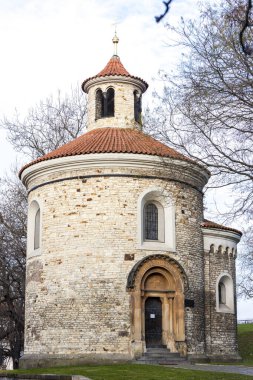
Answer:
[
  {"left": 82, "top": 55, "right": 148, "bottom": 92},
  {"left": 19, "top": 127, "right": 197, "bottom": 176},
  {"left": 201, "top": 219, "right": 242, "bottom": 235}
]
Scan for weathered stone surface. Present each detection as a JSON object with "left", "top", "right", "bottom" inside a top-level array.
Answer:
[
  {"left": 20, "top": 56, "right": 240, "bottom": 368},
  {"left": 23, "top": 170, "right": 205, "bottom": 358}
]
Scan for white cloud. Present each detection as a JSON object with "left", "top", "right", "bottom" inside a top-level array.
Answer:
[
  {"left": 0, "top": 0, "right": 196, "bottom": 169},
  {"left": 0, "top": 0, "right": 195, "bottom": 117}
]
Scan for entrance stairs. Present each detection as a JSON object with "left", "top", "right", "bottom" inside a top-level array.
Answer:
[{"left": 136, "top": 347, "right": 187, "bottom": 365}]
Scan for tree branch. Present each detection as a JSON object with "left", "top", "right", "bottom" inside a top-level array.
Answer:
[
  {"left": 239, "top": 0, "right": 253, "bottom": 55},
  {"left": 155, "top": 1, "right": 174, "bottom": 23}
]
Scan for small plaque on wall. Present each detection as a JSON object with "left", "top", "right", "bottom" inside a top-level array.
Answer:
[
  {"left": 185, "top": 299, "right": 194, "bottom": 308},
  {"left": 124, "top": 254, "right": 135, "bottom": 261},
  {"left": 150, "top": 314, "right": 155, "bottom": 318}
]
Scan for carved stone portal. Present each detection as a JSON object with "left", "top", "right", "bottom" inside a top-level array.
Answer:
[{"left": 127, "top": 255, "right": 187, "bottom": 358}]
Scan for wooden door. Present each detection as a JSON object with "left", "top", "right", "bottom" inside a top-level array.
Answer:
[{"left": 145, "top": 297, "right": 162, "bottom": 347}]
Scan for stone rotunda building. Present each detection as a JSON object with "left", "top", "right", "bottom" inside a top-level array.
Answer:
[{"left": 20, "top": 39, "right": 242, "bottom": 368}]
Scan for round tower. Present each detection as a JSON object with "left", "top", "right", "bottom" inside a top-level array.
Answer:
[
  {"left": 19, "top": 38, "right": 241, "bottom": 368},
  {"left": 82, "top": 54, "right": 147, "bottom": 132}
]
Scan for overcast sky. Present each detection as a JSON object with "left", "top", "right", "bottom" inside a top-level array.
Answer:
[{"left": 0, "top": 0, "right": 252, "bottom": 319}]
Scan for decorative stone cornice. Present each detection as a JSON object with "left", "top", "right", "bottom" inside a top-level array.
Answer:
[
  {"left": 21, "top": 153, "right": 210, "bottom": 192},
  {"left": 202, "top": 227, "right": 241, "bottom": 258},
  {"left": 201, "top": 227, "right": 242, "bottom": 243},
  {"left": 82, "top": 75, "right": 148, "bottom": 93}
]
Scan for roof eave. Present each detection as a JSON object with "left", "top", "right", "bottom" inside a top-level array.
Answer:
[
  {"left": 201, "top": 225, "right": 242, "bottom": 238},
  {"left": 82, "top": 74, "right": 148, "bottom": 93}
]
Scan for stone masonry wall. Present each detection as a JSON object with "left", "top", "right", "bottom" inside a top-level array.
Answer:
[
  {"left": 23, "top": 165, "right": 206, "bottom": 362},
  {"left": 204, "top": 248, "right": 238, "bottom": 360},
  {"left": 87, "top": 80, "right": 142, "bottom": 131}
]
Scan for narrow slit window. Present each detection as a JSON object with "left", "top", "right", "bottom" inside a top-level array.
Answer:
[
  {"left": 218, "top": 282, "right": 226, "bottom": 305},
  {"left": 95, "top": 89, "right": 104, "bottom": 119},
  {"left": 134, "top": 90, "right": 142, "bottom": 123},
  {"left": 106, "top": 88, "right": 115, "bottom": 117},
  {"left": 144, "top": 203, "right": 158, "bottom": 240},
  {"left": 34, "top": 208, "right": 40, "bottom": 250}
]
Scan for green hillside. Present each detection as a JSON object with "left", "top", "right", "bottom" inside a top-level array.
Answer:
[{"left": 238, "top": 323, "right": 253, "bottom": 365}]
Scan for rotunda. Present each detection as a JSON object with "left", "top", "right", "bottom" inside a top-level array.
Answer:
[{"left": 19, "top": 37, "right": 242, "bottom": 368}]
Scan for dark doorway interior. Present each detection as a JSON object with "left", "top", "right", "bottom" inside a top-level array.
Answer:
[{"left": 145, "top": 297, "right": 162, "bottom": 347}]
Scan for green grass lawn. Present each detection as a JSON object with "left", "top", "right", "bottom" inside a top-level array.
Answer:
[
  {"left": 238, "top": 323, "right": 253, "bottom": 366},
  {"left": 0, "top": 323, "right": 252, "bottom": 380},
  {"left": 1, "top": 364, "right": 252, "bottom": 380}
]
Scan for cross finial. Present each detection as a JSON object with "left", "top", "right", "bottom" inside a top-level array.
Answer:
[{"left": 112, "top": 23, "right": 119, "bottom": 56}]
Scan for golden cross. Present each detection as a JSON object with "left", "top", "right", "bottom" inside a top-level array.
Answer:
[{"left": 112, "top": 23, "right": 119, "bottom": 56}]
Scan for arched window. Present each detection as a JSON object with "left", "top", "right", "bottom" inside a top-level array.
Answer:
[
  {"left": 137, "top": 188, "right": 175, "bottom": 251},
  {"left": 34, "top": 208, "right": 40, "bottom": 250},
  {"left": 28, "top": 200, "right": 41, "bottom": 257},
  {"left": 216, "top": 274, "right": 234, "bottom": 313},
  {"left": 95, "top": 88, "right": 115, "bottom": 119},
  {"left": 218, "top": 282, "right": 226, "bottom": 304},
  {"left": 134, "top": 90, "right": 142, "bottom": 123},
  {"left": 95, "top": 89, "right": 104, "bottom": 120},
  {"left": 144, "top": 203, "right": 158, "bottom": 240},
  {"left": 143, "top": 200, "right": 165, "bottom": 243},
  {"left": 106, "top": 88, "right": 114, "bottom": 117}
]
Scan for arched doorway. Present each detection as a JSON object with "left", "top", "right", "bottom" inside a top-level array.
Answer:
[
  {"left": 142, "top": 269, "right": 176, "bottom": 349},
  {"left": 127, "top": 255, "right": 187, "bottom": 358}
]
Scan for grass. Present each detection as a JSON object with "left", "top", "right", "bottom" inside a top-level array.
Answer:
[
  {"left": 1, "top": 364, "right": 252, "bottom": 380},
  {"left": 238, "top": 323, "right": 253, "bottom": 366},
  {"left": 0, "top": 324, "right": 252, "bottom": 380}
]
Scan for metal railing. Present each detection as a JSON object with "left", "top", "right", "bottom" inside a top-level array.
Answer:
[{"left": 238, "top": 319, "right": 253, "bottom": 324}]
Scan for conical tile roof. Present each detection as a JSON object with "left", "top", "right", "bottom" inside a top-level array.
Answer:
[
  {"left": 96, "top": 55, "right": 130, "bottom": 77},
  {"left": 20, "top": 127, "right": 193, "bottom": 176},
  {"left": 82, "top": 55, "right": 148, "bottom": 92}
]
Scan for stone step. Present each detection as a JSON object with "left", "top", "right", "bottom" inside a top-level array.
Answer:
[
  {"left": 143, "top": 352, "right": 182, "bottom": 358},
  {"left": 146, "top": 349, "right": 173, "bottom": 355},
  {"left": 136, "top": 348, "right": 187, "bottom": 365},
  {"left": 147, "top": 347, "right": 170, "bottom": 352}
]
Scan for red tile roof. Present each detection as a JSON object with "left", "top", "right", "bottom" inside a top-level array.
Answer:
[
  {"left": 97, "top": 55, "right": 130, "bottom": 77},
  {"left": 82, "top": 55, "right": 148, "bottom": 91},
  {"left": 20, "top": 127, "right": 193, "bottom": 176},
  {"left": 201, "top": 219, "right": 242, "bottom": 235}
]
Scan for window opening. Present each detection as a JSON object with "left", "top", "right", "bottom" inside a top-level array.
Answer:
[
  {"left": 218, "top": 282, "right": 226, "bottom": 304},
  {"left": 95, "top": 89, "right": 104, "bottom": 119},
  {"left": 216, "top": 275, "right": 234, "bottom": 313},
  {"left": 34, "top": 208, "right": 40, "bottom": 250},
  {"left": 134, "top": 90, "right": 142, "bottom": 123},
  {"left": 106, "top": 88, "right": 114, "bottom": 117},
  {"left": 95, "top": 88, "right": 115, "bottom": 119},
  {"left": 144, "top": 203, "right": 158, "bottom": 240}
]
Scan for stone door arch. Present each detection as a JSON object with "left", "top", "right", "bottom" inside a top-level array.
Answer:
[{"left": 127, "top": 254, "right": 188, "bottom": 358}]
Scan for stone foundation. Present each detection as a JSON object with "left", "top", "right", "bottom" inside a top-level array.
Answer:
[{"left": 19, "top": 353, "right": 132, "bottom": 369}]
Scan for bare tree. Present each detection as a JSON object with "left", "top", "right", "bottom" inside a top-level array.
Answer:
[
  {"left": 1, "top": 86, "right": 87, "bottom": 159},
  {"left": 0, "top": 87, "right": 87, "bottom": 367},
  {"left": 237, "top": 0, "right": 253, "bottom": 54},
  {"left": 0, "top": 171, "right": 27, "bottom": 369},
  {"left": 238, "top": 229, "right": 253, "bottom": 298},
  {"left": 156, "top": 0, "right": 253, "bottom": 55},
  {"left": 145, "top": 0, "right": 253, "bottom": 295},
  {"left": 155, "top": 0, "right": 174, "bottom": 23}
]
